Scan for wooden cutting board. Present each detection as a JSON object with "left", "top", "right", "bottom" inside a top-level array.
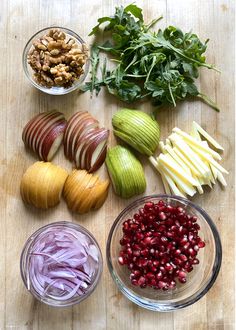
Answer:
[{"left": 0, "top": 0, "right": 234, "bottom": 329}]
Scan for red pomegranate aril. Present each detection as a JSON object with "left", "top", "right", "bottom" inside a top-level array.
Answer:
[
  {"left": 158, "top": 281, "right": 167, "bottom": 289},
  {"left": 188, "top": 248, "right": 197, "bottom": 257},
  {"left": 179, "top": 254, "right": 188, "bottom": 262},
  {"left": 192, "top": 258, "right": 200, "bottom": 265},
  {"left": 131, "top": 279, "right": 138, "bottom": 286},
  {"left": 153, "top": 260, "right": 160, "bottom": 268},
  {"left": 144, "top": 202, "right": 154, "bottom": 211},
  {"left": 178, "top": 270, "right": 187, "bottom": 278},
  {"left": 165, "top": 263, "right": 173, "bottom": 272},
  {"left": 198, "top": 241, "right": 206, "bottom": 248},
  {"left": 159, "top": 212, "right": 167, "bottom": 220},
  {"left": 118, "top": 199, "right": 205, "bottom": 290},
  {"left": 186, "top": 266, "right": 193, "bottom": 273},
  {"left": 149, "top": 278, "right": 157, "bottom": 286},
  {"left": 178, "top": 277, "right": 187, "bottom": 284},
  {"left": 156, "top": 271, "right": 163, "bottom": 280},
  {"left": 157, "top": 224, "right": 167, "bottom": 232},
  {"left": 118, "top": 256, "right": 125, "bottom": 265},
  {"left": 150, "top": 248, "right": 155, "bottom": 255},
  {"left": 132, "top": 250, "right": 141, "bottom": 257}
]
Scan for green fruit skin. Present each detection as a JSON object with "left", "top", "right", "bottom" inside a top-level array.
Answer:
[
  {"left": 105, "top": 145, "right": 146, "bottom": 199},
  {"left": 112, "top": 108, "right": 160, "bottom": 156}
]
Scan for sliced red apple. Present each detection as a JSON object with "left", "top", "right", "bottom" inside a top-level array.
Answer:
[
  {"left": 84, "top": 129, "right": 109, "bottom": 172},
  {"left": 74, "top": 128, "right": 103, "bottom": 169},
  {"left": 22, "top": 111, "right": 56, "bottom": 149},
  {"left": 68, "top": 117, "right": 98, "bottom": 161},
  {"left": 36, "top": 117, "right": 66, "bottom": 159},
  {"left": 64, "top": 112, "right": 91, "bottom": 159},
  {"left": 40, "top": 121, "right": 67, "bottom": 161},
  {"left": 34, "top": 113, "right": 65, "bottom": 154},
  {"left": 79, "top": 129, "right": 104, "bottom": 170},
  {"left": 22, "top": 111, "right": 66, "bottom": 160},
  {"left": 89, "top": 146, "right": 107, "bottom": 173},
  {"left": 65, "top": 114, "right": 99, "bottom": 161}
]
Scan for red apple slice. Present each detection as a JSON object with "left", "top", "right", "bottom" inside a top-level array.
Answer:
[
  {"left": 64, "top": 112, "right": 94, "bottom": 160},
  {"left": 22, "top": 111, "right": 65, "bottom": 160},
  {"left": 23, "top": 111, "right": 56, "bottom": 149},
  {"left": 64, "top": 111, "right": 89, "bottom": 158},
  {"left": 89, "top": 146, "right": 107, "bottom": 173},
  {"left": 85, "top": 129, "right": 109, "bottom": 172},
  {"left": 34, "top": 113, "right": 65, "bottom": 155},
  {"left": 67, "top": 115, "right": 99, "bottom": 161},
  {"left": 78, "top": 128, "right": 107, "bottom": 170},
  {"left": 74, "top": 129, "right": 101, "bottom": 169},
  {"left": 40, "top": 121, "right": 67, "bottom": 161},
  {"left": 36, "top": 118, "right": 66, "bottom": 159}
]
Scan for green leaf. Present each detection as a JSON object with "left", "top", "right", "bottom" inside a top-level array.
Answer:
[
  {"left": 89, "top": 17, "right": 112, "bottom": 36},
  {"left": 124, "top": 4, "right": 143, "bottom": 21}
]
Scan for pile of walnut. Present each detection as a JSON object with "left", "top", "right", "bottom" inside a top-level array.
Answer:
[{"left": 27, "top": 28, "right": 89, "bottom": 88}]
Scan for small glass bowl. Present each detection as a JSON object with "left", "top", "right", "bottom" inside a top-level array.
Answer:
[
  {"left": 22, "top": 27, "right": 90, "bottom": 95},
  {"left": 20, "top": 221, "right": 103, "bottom": 307},
  {"left": 106, "top": 195, "right": 222, "bottom": 311}
]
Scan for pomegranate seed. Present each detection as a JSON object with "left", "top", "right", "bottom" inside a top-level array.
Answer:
[
  {"left": 198, "top": 241, "right": 206, "bottom": 248},
  {"left": 192, "top": 258, "right": 200, "bottom": 264},
  {"left": 118, "top": 200, "right": 205, "bottom": 290},
  {"left": 179, "top": 254, "right": 188, "bottom": 262},
  {"left": 144, "top": 202, "right": 154, "bottom": 210},
  {"left": 118, "top": 257, "right": 124, "bottom": 265}
]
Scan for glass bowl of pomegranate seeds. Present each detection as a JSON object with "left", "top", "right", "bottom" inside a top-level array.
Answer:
[{"left": 106, "top": 195, "right": 222, "bottom": 311}]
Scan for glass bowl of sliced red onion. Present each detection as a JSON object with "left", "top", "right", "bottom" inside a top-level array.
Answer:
[
  {"left": 20, "top": 221, "right": 102, "bottom": 307},
  {"left": 106, "top": 195, "right": 222, "bottom": 311}
]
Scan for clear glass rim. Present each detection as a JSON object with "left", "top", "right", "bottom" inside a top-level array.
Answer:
[
  {"left": 20, "top": 221, "right": 103, "bottom": 307},
  {"left": 106, "top": 194, "right": 222, "bottom": 312},
  {"left": 22, "top": 26, "right": 90, "bottom": 95}
]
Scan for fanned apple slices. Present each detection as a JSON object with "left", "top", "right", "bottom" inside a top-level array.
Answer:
[
  {"left": 63, "top": 169, "right": 110, "bottom": 214},
  {"left": 20, "top": 161, "right": 68, "bottom": 209},
  {"left": 63, "top": 111, "right": 109, "bottom": 172},
  {"left": 22, "top": 111, "right": 67, "bottom": 161}
]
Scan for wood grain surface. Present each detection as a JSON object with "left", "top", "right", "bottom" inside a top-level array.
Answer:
[{"left": 0, "top": 0, "right": 235, "bottom": 329}]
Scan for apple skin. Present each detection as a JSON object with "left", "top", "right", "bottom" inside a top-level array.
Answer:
[
  {"left": 65, "top": 114, "right": 99, "bottom": 161},
  {"left": 22, "top": 111, "right": 66, "bottom": 160},
  {"left": 68, "top": 118, "right": 98, "bottom": 161},
  {"left": 74, "top": 128, "right": 103, "bottom": 169},
  {"left": 34, "top": 113, "right": 65, "bottom": 155},
  {"left": 64, "top": 112, "right": 91, "bottom": 159},
  {"left": 85, "top": 129, "right": 109, "bottom": 172},
  {"left": 63, "top": 111, "right": 99, "bottom": 160},
  {"left": 41, "top": 121, "right": 67, "bottom": 161},
  {"left": 89, "top": 146, "right": 108, "bottom": 173},
  {"left": 23, "top": 111, "right": 56, "bottom": 150}
]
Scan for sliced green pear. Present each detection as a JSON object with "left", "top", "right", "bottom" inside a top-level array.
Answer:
[
  {"left": 105, "top": 146, "right": 146, "bottom": 198},
  {"left": 112, "top": 109, "right": 160, "bottom": 156}
]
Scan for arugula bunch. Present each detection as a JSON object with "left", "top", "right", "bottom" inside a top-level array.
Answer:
[{"left": 81, "top": 4, "right": 219, "bottom": 111}]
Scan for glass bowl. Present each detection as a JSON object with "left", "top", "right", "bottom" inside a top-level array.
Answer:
[
  {"left": 20, "top": 221, "right": 103, "bottom": 307},
  {"left": 106, "top": 195, "right": 222, "bottom": 311},
  {"left": 22, "top": 27, "right": 90, "bottom": 95}
]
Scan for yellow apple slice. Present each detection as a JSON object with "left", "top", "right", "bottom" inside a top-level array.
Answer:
[{"left": 92, "top": 180, "right": 110, "bottom": 210}]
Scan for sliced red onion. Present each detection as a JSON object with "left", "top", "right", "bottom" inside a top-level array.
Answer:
[{"left": 26, "top": 225, "right": 100, "bottom": 301}]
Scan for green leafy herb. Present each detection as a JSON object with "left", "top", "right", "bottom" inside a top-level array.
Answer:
[{"left": 82, "top": 4, "right": 219, "bottom": 111}]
